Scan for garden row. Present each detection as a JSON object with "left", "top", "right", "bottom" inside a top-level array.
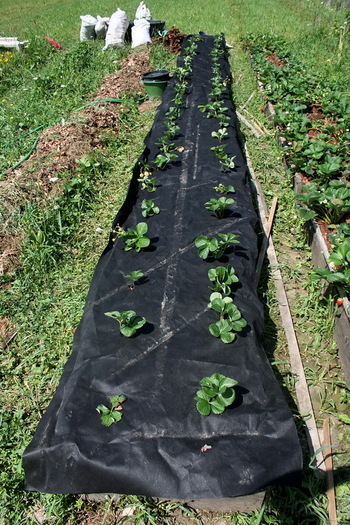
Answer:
[
  {"left": 244, "top": 33, "right": 350, "bottom": 383},
  {"left": 23, "top": 34, "right": 302, "bottom": 500}
]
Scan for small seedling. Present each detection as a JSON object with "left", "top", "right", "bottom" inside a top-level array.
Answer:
[
  {"left": 104, "top": 310, "right": 146, "bottom": 337},
  {"left": 195, "top": 373, "right": 238, "bottom": 415},
  {"left": 120, "top": 222, "right": 150, "bottom": 252},
  {"left": 214, "top": 183, "right": 235, "bottom": 194},
  {"left": 152, "top": 152, "right": 178, "bottom": 170},
  {"left": 208, "top": 264, "right": 239, "bottom": 295},
  {"left": 165, "top": 106, "right": 180, "bottom": 121},
  {"left": 208, "top": 292, "right": 247, "bottom": 343},
  {"left": 124, "top": 270, "right": 144, "bottom": 289},
  {"left": 204, "top": 196, "right": 234, "bottom": 218},
  {"left": 174, "top": 66, "right": 188, "bottom": 82},
  {"left": 163, "top": 123, "right": 180, "bottom": 139},
  {"left": 141, "top": 199, "right": 160, "bottom": 218},
  {"left": 156, "top": 136, "right": 176, "bottom": 153},
  {"left": 198, "top": 101, "right": 226, "bottom": 118},
  {"left": 96, "top": 395, "right": 126, "bottom": 426},
  {"left": 220, "top": 156, "right": 236, "bottom": 171},
  {"left": 211, "top": 144, "right": 227, "bottom": 159},
  {"left": 211, "top": 128, "right": 228, "bottom": 142},
  {"left": 138, "top": 174, "right": 158, "bottom": 193},
  {"left": 195, "top": 233, "right": 239, "bottom": 259}
]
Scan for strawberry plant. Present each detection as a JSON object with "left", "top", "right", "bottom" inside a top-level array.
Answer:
[
  {"left": 138, "top": 175, "right": 158, "bottom": 193},
  {"left": 152, "top": 152, "right": 178, "bottom": 170},
  {"left": 124, "top": 270, "right": 144, "bottom": 289},
  {"left": 156, "top": 136, "right": 176, "bottom": 153},
  {"left": 195, "top": 373, "right": 238, "bottom": 416},
  {"left": 120, "top": 222, "right": 150, "bottom": 252},
  {"left": 141, "top": 199, "right": 160, "bottom": 218},
  {"left": 208, "top": 292, "right": 247, "bottom": 343},
  {"left": 165, "top": 105, "right": 181, "bottom": 122},
  {"left": 104, "top": 309, "right": 147, "bottom": 337},
  {"left": 211, "top": 128, "right": 228, "bottom": 142},
  {"left": 211, "top": 144, "right": 227, "bottom": 159},
  {"left": 205, "top": 196, "right": 234, "bottom": 219},
  {"left": 311, "top": 238, "right": 350, "bottom": 295},
  {"left": 163, "top": 123, "right": 180, "bottom": 140},
  {"left": 195, "top": 232, "right": 239, "bottom": 259},
  {"left": 208, "top": 264, "right": 239, "bottom": 295},
  {"left": 214, "top": 183, "right": 235, "bottom": 194},
  {"left": 96, "top": 395, "right": 126, "bottom": 426},
  {"left": 296, "top": 180, "right": 350, "bottom": 225},
  {"left": 219, "top": 155, "right": 236, "bottom": 172},
  {"left": 199, "top": 101, "right": 227, "bottom": 119}
]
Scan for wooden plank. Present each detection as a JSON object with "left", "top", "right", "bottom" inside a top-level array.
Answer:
[
  {"left": 322, "top": 418, "right": 338, "bottom": 525},
  {"left": 184, "top": 492, "right": 266, "bottom": 513},
  {"left": 82, "top": 492, "right": 266, "bottom": 513}
]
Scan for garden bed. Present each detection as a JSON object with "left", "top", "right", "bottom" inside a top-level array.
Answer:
[
  {"left": 265, "top": 100, "right": 350, "bottom": 385},
  {"left": 246, "top": 34, "right": 350, "bottom": 386},
  {"left": 23, "top": 34, "right": 302, "bottom": 501}
]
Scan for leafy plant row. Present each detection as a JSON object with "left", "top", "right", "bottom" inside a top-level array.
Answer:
[
  {"left": 245, "top": 33, "right": 350, "bottom": 298},
  {"left": 199, "top": 34, "right": 236, "bottom": 172},
  {"left": 101, "top": 35, "right": 249, "bottom": 422}
]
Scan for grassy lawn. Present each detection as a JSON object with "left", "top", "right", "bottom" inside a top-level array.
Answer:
[{"left": 1, "top": 0, "right": 349, "bottom": 523}]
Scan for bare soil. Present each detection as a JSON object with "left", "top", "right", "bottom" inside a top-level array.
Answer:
[
  {"left": 266, "top": 53, "right": 285, "bottom": 67},
  {"left": 0, "top": 50, "right": 151, "bottom": 275}
]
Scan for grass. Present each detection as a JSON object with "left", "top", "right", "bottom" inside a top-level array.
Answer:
[{"left": 1, "top": 0, "right": 350, "bottom": 523}]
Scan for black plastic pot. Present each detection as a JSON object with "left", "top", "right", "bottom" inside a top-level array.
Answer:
[
  {"left": 149, "top": 20, "right": 165, "bottom": 37},
  {"left": 142, "top": 69, "right": 170, "bottom": 82}
]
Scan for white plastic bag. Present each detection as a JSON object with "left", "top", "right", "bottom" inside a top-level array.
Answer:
[
  {"left": 131, "top": 18, "right": 151, "bottom": 48},
  {"left": 103, "top": 9, "right": 129, "bottom": 50},
  {"left": 79, "top": 15, "right": 98, "bottom": 41},
  {"left": 135, "top": 1, "right": 152, "bottom": 21},
  {"left": 95, "top": 16, "right": 110, "bottom": 39}
]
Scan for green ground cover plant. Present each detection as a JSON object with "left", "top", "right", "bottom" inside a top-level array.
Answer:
[{"left": 1, "top": 0, "right": 350, "bottom": 523}]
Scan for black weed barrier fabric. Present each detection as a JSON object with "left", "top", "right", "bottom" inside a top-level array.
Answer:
[{"left": 23, "top": 35, "right": 302, "bottom": 499}]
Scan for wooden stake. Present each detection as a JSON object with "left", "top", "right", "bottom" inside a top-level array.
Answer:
[
  {"left": 323, "top": 418, "right": 337, "bottom": 525},
  {"left": 237, "top": 112, "right": 261, "bottom": 138},
  {"left": 255, "top": 197, "right": 278, "bottom": 286}
]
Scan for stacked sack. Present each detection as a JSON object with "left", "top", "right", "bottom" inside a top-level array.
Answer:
[
  {"left": 103, "top": 9, "right": 129, "bottom": 50},
  {"left": 79, "top": 14, "right": 111, "bottom": 41},
  {"left": 79, "top": 9, "right": 129, "bottom": 49},
  {"left": 79, "top": 3, "right": 153, "bottom": 49},
  {"left": 131, "top": 2, "right": 152, "bottom": 49}
]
